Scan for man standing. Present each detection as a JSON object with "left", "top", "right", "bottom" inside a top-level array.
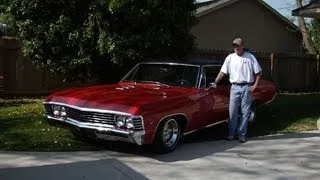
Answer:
[{"left": 214, "top": 38, "right": 262, "bottom": 143}]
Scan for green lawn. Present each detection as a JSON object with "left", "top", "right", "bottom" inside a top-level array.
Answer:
[
  {"left": 250, "top": 93, "right": 320, "bottom": 136},
  {"left": 0, "top": 98, "right": 104, "bottom": 151},
  {"left": 0, "top": 93, "right": 319, "bottom": 151}
]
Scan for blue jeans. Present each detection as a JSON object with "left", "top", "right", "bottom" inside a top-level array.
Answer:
[{"left": 229, "top": 84, "right": 252, "bottom": 139}]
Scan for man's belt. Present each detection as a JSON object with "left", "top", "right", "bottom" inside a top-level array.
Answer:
[{"left": 232, "top": 82, "right": 252, "bottom": 86}]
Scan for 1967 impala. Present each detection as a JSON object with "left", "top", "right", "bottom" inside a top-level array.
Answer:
[{"left": 43, "top": 59, "right": 276, "bottom": 153}]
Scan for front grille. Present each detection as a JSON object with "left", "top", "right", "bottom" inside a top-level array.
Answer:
[
  {"left": 44, "top": 104, "right": 144, "bottom": 130},
  {"left": 132, "top": 117, "right": 144, "bottom": 131},
  {"left": 66, "top": 107, "right": 116, "bottom": 125}
]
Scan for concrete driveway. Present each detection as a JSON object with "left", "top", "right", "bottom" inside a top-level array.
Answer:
[{"left": 0, "top": 130, "right": 319, "bottom": 180}]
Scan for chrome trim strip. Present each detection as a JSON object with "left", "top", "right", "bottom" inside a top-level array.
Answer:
[
  {"left": 205, "top": 119, "right": 228, "bottom": 128},
  {"left": 43, "top": 102, "right": 132, "bottom": 116},
  {"left": 155, "top": 113, "right": 190, "bottom": 130},
  {"left": 202, "top": 65, "right": 223, "bottom": 68},
  {"left": 120, "top": 63, "right": 140, "bottom": 81},
  {"left": 44, "top": 114, "right": 145, "bottom": 145},
  {"left": 136, "top": 115, "right": 145, "bottom": 131},
  {"left": 140, "top": 62, "right": 200, "bottom": 67},
  {"left": 149, "top": 113, "right": 189, "bottom": 143},
  {"left": 183, "top": 119, "right": 228, "bottom": 136},
  {"left": 265, "top": 94, "right": 277, "bottom": 105},
  {"left": 198, "top": 64, "right": 223, "bottom": 89},
  {"left": 45, "top": 115, "right": 126, "bottom": 132}
]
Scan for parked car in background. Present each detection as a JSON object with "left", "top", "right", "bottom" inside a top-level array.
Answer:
[{"left": 43, "top": 59, "right": 276, "bottom": 153}]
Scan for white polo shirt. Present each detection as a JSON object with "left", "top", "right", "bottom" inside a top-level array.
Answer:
[{"left": 220, "top": 52, "right": 262, "bottom": 84}]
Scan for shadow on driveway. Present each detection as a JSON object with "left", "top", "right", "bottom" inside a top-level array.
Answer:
[{"left": 0, "top": 158, "right": 148, "bottom": 180}]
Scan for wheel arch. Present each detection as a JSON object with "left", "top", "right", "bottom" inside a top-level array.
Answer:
[{"left": 152, "top": 113, "right": 189, "bottom": 143}]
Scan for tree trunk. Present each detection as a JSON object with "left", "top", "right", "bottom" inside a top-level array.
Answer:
[{"left": 296, "top": 0, "right": 317, "bottom": 54}]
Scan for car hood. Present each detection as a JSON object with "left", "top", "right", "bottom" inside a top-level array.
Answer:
[{"left": 45, "top": 83, "right": 195, "bottom": 115}]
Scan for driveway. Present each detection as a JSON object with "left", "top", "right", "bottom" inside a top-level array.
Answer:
[{"left": 0, "top": 130, "right": 319, "bottom": 180}]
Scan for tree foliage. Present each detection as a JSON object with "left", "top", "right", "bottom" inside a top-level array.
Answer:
[
  {"left": 308, "top": 19, "right": 320, "bottom": 53},
  {"left": 0, "top": 0, "right": 14, "bottom": 36},
  {"left": 8, "top": 0, "right": 197, "bottom": 82},
  {"left": 0, "top": 0, "right": 10, "bottom": 13}
]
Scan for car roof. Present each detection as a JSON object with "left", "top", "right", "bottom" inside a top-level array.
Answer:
[
  {"left": 142, "top": 59, "right": 224, "bottom": 66},
  {"left": 186, "top": 59, "right": 224, "bottom": 66}
]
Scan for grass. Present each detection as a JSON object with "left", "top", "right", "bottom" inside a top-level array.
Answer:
[
  {"left": 0, "top": 98, "right": 104, "bottom": 151},
  {"left": 250, "top": 93, "right": 320, "bottom": 136},
  {"left": 0, "top": 93, "right": 320, "bottom": 151}
]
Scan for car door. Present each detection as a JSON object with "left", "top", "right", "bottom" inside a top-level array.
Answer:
[{"left": 199, "top": 65, "right": 230, "bottom": 127}]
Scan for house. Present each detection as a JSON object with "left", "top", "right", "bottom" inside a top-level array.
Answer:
[
  {"left": 292, "top": 0, "right": 320, "bottom": 18},
  {"left": 191, "top": 0, "right": 303, "bottom": 53}
]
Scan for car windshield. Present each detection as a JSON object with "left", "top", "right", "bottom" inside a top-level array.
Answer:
[{"left": 121, "top": 63, "right": 200, "bottom": 88}]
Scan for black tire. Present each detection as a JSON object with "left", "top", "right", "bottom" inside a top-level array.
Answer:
[
  {"left": 152, "top": 117, "right": 181, "bottom": 154},
  {"left": 69, "top": 127, "right": 92, "bottom": 140}
]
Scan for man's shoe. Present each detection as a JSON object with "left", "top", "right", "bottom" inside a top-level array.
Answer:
[{"left": 239, "top": 137, "right": 246, "bottom": 143}]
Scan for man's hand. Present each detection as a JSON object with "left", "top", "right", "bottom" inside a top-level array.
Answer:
[
  {"left": 250, "top": 72, "right": 261, "bottom": 92},
  {"left": 250, "top": 84, "right": 257, "bottom": 92}
]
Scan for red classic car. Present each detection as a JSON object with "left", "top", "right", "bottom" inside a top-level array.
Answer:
[{"left": 43, "top": 60, "right": 276, "bottom": 153}]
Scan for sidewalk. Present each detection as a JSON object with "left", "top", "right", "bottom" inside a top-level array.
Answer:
[{"left": 0, "top": 130, "right": 319, "bottom": 180}]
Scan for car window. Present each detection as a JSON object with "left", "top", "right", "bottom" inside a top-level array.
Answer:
[
  {"left": 201, "top": 66, "right": 230, "bottom": 88},
  {"left": 122, "top": 63, "right": 200, "bottom": 88}
]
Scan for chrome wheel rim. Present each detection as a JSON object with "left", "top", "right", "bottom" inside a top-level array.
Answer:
[
  {"left": 162, "top": 119, "right": 179, "bottom": 148},
  {"left": 249, "top": 109, "right": 256, "bottom": 122}
]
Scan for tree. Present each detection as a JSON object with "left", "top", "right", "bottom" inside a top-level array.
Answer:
[
  {"left": 296, "top": 0, "right": 317, "bottom": 54},
  {"left": 0, "top": 0, "right": 14, "bottom": 36},
  {"left": 8, "top": 0, "right": 197, "bottom": 82},
  {"left": 308, "top": 19, "right": 320, "bottom": 53},
  {"left": 0, "top": 0, "right": 10, "bottom": 14}
]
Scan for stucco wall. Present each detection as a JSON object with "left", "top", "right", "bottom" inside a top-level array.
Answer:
[{"left": 191, "top": 0, "right": 303, "bottom": 53}]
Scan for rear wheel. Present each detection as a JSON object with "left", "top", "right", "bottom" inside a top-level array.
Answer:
[
  {"left": 234, "top": 101, "right": 257, "bottom": 125},
  {"left": 248, "top": 101, "right": 257, "bottom": 125},
  {"left": 153, "top": 117, "right": 181, "bottom": 153}
]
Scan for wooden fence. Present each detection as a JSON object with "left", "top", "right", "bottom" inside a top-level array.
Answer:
[
  {"left": 0, "top": 38, "right": 319, "bottom": 96},
  {"left": 0, "top": 38, "right": 98, "bottom": 96},
  {"left": 188, "top": 49, "right": 320, "bottom": 92}
]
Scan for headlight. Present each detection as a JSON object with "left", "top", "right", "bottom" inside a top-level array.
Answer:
[
  {"left": 115, "top": 115, "right": 134, "bottom": 129},
  {"left": 60, "top": 107, "right": 67, "bottom": 117},
  {"left": 52, "top": 105, "right": 61, "bottom": 116},
  {"left": 115, "top": 116, "right": 126, "bottom": 127},
  {"left": 52, "top": 105, "right": 67, "bottom": 119},
  {"left": 125, "top": 117, "right": 134, "bottom": 129}
]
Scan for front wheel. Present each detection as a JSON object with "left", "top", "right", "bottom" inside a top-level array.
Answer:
[{"left": 153, "top": 117, "right": 181, "bottom": 154}]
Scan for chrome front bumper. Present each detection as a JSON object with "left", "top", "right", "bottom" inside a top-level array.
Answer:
[{"left": 43, "top": 114, "right": 145, "bottom": 145}]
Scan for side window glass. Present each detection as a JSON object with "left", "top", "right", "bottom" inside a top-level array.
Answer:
[{"left": 203, "top": 66, "right": 230, "bottom": 88}]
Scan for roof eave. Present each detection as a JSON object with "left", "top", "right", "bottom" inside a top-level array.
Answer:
[
  {"left": 196, "top": 0, "right": 239, "bottom": 17},
  {"left": 195, "top": 0, "right": 300, "bottom": 32}
]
